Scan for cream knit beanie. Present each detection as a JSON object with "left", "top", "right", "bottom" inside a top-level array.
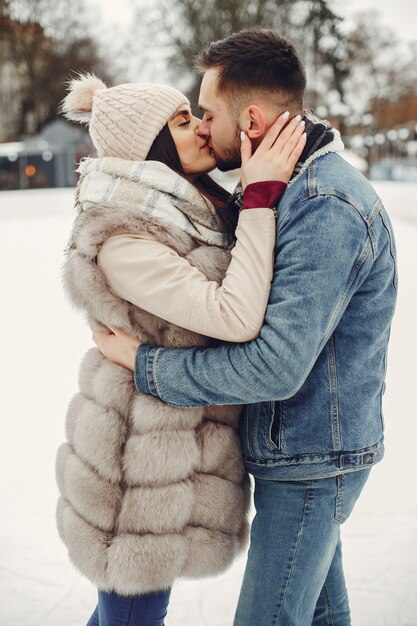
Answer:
[{"left": 61, "top": 74, "right": 189, "bottom": 161}]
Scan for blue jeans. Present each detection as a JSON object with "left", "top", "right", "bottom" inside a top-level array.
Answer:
[
  {"left": 234, "top": 468, "right": 371, "bottom": 626},
  {"left": 86, "top": 588, "right": 171, "bottom": 626}
]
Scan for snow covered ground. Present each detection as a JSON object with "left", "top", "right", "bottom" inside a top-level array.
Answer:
[{"left": 0, "top": 182, "right": 416, "bottom": 626}]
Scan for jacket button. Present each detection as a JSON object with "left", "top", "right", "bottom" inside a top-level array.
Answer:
[{"left": 364, "top": 454, "right": 373, "bottom": 464}]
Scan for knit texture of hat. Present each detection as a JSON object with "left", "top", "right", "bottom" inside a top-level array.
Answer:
[{"left": 61, "top": 74, "right": 189, "bottom": 161}]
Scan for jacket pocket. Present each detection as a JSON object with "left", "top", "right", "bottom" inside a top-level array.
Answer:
[
  {"left": 240, "top": 401, "right": 282, "bottom": 459},
  {"left": 266, "top": 401, "right": 281, "bottom": 452}
]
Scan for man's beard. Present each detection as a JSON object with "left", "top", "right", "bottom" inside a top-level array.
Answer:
[{"left": 214, "top": 130, "right": 242, "bottom": 171}]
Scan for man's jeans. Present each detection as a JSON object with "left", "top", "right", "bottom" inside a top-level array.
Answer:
[
  {"left": 234, "top": 468, "right": 371, "bottom": 626},
  {"left": 86, "top": 588, "right": 171, "bottom": 626}
]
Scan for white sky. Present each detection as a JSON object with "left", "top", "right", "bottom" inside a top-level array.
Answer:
[
  {"left": 97, "top": 0, "right": 417, "bottom": 43},
  {"left": 335, "top": 0, "right": 417, "bottom": 42}
]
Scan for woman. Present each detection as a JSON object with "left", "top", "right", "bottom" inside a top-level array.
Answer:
[{"left": 56, "top": 74, "right": 306, "bottom": 626}]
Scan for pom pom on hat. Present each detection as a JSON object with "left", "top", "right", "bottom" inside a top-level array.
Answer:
[
  {"left": 61, "top": 73, "right": 108, "bottom": 124},
  {"left": 60, "top": 74, "right": 189, "bottom": 161}
]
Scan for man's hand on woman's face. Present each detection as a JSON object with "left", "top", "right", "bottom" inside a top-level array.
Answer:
[{"left": 92, "top": 325, "right": 141, "bottom": 372}]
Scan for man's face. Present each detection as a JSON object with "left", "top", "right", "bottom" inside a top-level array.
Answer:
[{"left": 197, "top": 68, "right": 242, "bottom": 171}]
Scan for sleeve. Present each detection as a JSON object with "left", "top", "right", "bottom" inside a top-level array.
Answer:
[
  {"left": 134, "top": 195, "right": 373, "bottom": 407},
  {"left": 97, "top": 208, "right": 276, "bottom": 343}
]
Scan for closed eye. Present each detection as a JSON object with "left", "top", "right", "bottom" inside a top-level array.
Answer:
[{"left": 180, "top": 121, "right": 190, "bottom": 126}]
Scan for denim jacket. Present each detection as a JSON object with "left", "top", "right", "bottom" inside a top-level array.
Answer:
[{"left": 135, "top": 152, "right": 398, "bottom": 480}]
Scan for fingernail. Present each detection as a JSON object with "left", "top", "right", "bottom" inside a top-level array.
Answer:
[
  {"left": 282, "top": 111, "right": 290, "bottom": 120},
  {"left": 240, "top": 131, "right": 246, "bottom": 141},
  {"left": 299, "top": 120, "right": 305, "bottom": 128},
  {"left": 295, "top": 114, "right": 302, "bottom": 122}
]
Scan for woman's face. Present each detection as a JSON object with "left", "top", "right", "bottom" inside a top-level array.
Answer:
[{"left": 168, "top": 105, "right": 216, "bottom": 177}]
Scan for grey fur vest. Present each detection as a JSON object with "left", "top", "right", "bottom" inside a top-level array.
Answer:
[{"left": 56, "top": 191, "right": 250, "bottom": 595}]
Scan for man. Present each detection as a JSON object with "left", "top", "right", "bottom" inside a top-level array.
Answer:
[{"left": 93, "top": 30, "right": 397, "bottom": 626}]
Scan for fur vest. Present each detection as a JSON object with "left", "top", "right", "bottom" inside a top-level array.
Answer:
[{"left": 56, "top": 187, "right": 250, "bottom": 595}]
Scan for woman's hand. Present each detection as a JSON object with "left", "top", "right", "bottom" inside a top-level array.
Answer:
[
  {"left": 240, "top": 112, "right": 307, "bottom": 190},
  {"left": 92, "top": 325, "right": 141, "bottom": 371}
]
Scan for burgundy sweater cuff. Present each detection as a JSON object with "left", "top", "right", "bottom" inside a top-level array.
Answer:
[{"left": 241, "top": 181, "right": 287, "bottom": 210}]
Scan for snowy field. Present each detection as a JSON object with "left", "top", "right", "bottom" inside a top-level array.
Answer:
[{"left": 0, "top": 181, "right": 416, "bottom": 626}]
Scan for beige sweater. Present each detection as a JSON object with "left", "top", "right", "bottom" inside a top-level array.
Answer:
[{"left": 98, "top": 207, "right": 275, "bottom": 342}]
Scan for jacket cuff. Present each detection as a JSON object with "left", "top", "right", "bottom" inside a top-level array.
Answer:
[
  {"left": 134, "top": 345, "right": 159, "bottom": 396},
  {"left": 241, "top": 180, "right": 287, "bottom": 210}
]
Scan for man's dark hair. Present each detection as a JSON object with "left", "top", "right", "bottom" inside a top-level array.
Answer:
[{"left": 196, "top": 29, "right": 306, "bottom": 110}]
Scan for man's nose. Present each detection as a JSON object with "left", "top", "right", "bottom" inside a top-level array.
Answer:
[{"left": 196, "top": 117, "right": 210, "bottom": 137}]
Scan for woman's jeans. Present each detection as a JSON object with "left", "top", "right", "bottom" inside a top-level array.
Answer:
[
  {"left": 86, "top": 588, "right": 171, "bottom": 626},
  {"left": 234, "top": 468, "right": 371, "bottom": 626}
]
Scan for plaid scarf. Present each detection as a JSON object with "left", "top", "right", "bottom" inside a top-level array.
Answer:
[{"left": 70, "top": 157, "right": 231, "bottom": 250}]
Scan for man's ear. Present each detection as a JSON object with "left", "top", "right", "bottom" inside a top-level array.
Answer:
[{"left": 240, "top": 105, "right": 267, "bottom": 140}]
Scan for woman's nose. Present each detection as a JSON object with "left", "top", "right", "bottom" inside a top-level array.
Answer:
[{"left": 192, "top": 115, "right": 201, "bottom": 130}]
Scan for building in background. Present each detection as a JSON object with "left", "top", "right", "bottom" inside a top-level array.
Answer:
[
  {"left": 0, "top": 121, "right": 94, "bottom": 190},
  {"left": 345, "top": 119, "right": 417, "bottom": 182}
]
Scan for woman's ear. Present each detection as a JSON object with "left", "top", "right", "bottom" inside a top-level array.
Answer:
[{"left": 240, "top": 105, "right": 267, "bottom": 140}]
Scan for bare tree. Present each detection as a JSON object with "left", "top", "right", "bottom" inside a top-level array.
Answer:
[
  {"left": 123, "top": 0, "right": 348, "bottom": 111},
  {"left": 333, "top": 10, "right": 417, "bottom": 132},
  {"left": 0, "top": 0, "right": 108, "bottom": 138},
  {"left": 120, "top": 0, "right": 417, "bottom": 135}
]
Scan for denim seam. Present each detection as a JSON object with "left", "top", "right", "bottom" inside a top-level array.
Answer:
[
  {"left": 152, "top": 348, "right": 162, "bottom": 398},
  {"left": 146, "top": 349, "right": 159, "bottom": 396},
  {"left": 380, "top": 337, "right": 391, "bottom": 432},
  {"left": 367, "top": 199, "right": 383, "bottom": 259},
  {"left": 307, "top": 160, "right": 316, "bottom": 197},
  {"left": 335, "top": 474, "right": 346, "bottom": 523},
  {"left": 243, "top": 407, "right": 256, "bottom": 458},
  {"left": 126, "top": 596, "right": 135, "bottom": 625},
  {"left": 253, "top": 403, "right": 262, "bottom": 457},
  {"left": 322, "top": 581, "right": 336, "bottom": 626},
  {"left": 380, "top": 211, "right": 398, "bottom": 292},
  {"left": 327, "top": 336, "right": 342, "bottom": 451},
  {"left": 244, "top": 410, "right": 253, "bottom": 458},
  {"left": 266, "top": 401, "right": 279, "bottom": 452},
  {"left": 278, "top": 402, "right": 284, "bottom": 452},
  {"left": 368, "top": 197, "right": 382, "bottom": 227},
  {"left": 272, "top": 481, "right": 314, "bottom": 626},
  {"left": 368, "top": 227, "right": 377, "bottom": 260},
  {"left": 156, "top": 399, "right": 203, "bottom": 409},
  {"left": 280, "top": 401, "right": 287, "bottom": 453}
]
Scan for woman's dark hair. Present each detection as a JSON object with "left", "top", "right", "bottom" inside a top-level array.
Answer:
[{"left": 146, "top": 124, "right": 238, "bottom": 234}]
